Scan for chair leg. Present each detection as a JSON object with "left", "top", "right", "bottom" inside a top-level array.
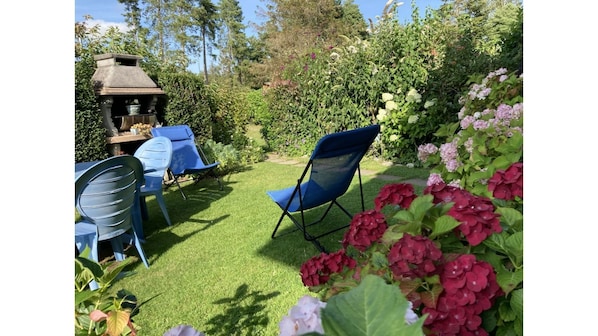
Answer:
[
  {"left": 140, "top": 196, "right": 149, "bottom": 220},
  {"left": 271, "top": 211, "right": 288, "bottom": 239},
  {"left": 110, "top": 236, "right": 126, "bottom": 262},
  {"left": 132, "top": 199, "right": 145, "bottom": 242},
  {"left": 155, "top": 193, "right": 172, "bottom": 226},
  {"left": 215, "top": 175, "right": 223, "bottom": 191},
  {"left": 173, "top": 177, "right": 188, "bottom": 200},
  {"left": 132, "top": 231, "right": 150, "bottom": 268}
]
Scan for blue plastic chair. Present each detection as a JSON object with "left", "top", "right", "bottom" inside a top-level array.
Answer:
[
  {"left": 151, "top": 125, "right": 222, "bottom": 200},
  {"left": 74, "top": 155, "right": 150, "bottom": 280},
  {"left": 134, "top": 136, "right": 173, "bottom": 227},
  {"left": 266, "top": 124, "right": 380, "bottom": 252}
]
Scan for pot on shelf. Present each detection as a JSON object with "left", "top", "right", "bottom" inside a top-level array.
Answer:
[{"left": 126, "top": 104, "right": 141, "bottom": 116}]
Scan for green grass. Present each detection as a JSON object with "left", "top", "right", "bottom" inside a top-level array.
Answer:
[{"left": 105, "top": 157, "right": 429, "bottom": 335}]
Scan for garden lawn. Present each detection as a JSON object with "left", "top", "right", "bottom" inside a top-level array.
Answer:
[{"left": 109, "top": 157, "right": 429, "bottom": 335}]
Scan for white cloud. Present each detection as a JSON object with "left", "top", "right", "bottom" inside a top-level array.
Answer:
[{"left": 85, "top": 19, "right": 131, "bottom": 34}]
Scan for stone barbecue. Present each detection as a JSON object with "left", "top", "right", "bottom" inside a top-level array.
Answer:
[{"left": 91, "top": 53, "right": 165, "bottom": 155}]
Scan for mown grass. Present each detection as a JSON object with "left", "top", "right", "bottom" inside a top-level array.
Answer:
[{"left": 104, "top": 155, "right": 429, "bottom": 335}]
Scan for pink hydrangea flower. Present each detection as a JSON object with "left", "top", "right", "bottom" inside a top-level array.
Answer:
[{"left": 427, "top": 173, "right": 444, "bottom": 186}]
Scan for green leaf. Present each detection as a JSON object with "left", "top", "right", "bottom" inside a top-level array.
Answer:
[
  {"left": 409, "top": 195, "right": 434, "bottom": 222},
  {"left": 510, "top": 288, "right": 523, "bottom": 319},
  {"left": 321, "top": 275, "right": 425, "bottom": 336},
  {"left": 98, "top": 257, "right": 138, "bottom": 287},
  {"left": 496, "top": 207, "right": 523, "bottom": 228},
  {"left": 498, "top": 300, "right": 516, "bottom": 322},
  {"left": 393, "top": 210, "right": 414, "bottom": 223},
  {"left": 505, "top": 232, "right": 523, "bottom": 267},
  {"left": 75, "top": 257, "right": 103, "bottom": 291},
  {"left": 496, "top": 268, "right": 523, "bottom": 295},
  {"left": 482, "top": 232, "right": 507, "bottom": 254},
  {"left": 429, "top": 215, "right": 460, "bottom": 239},
  {"left": 370, "top": 251, "right": 389, "bottom": 269},
  {"left": 490, "top": 156, "right": 512, "bottom": 170}
]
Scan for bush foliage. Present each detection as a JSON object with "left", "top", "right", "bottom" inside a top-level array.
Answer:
[{"left": 261, "top": 2, "right": 523, "bottom": 163}]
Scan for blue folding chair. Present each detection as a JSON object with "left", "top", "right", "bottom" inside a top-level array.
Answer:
[
  {"left": 74, "top": 155, "right": 150, "bottom": 289},
  {"left": 266, "top": 124, "right": 380, "bottom": 252},
  {"left": 151, "top": 125, "right": 222, "bottom": 200},
  {"left": 134, "top": 136, "right": 173, "bottom": 226}
]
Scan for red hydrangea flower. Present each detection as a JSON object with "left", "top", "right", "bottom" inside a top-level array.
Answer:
[
  {"left": 300, "top": 250, "right": 356, "bottom": 287},
  {"left": 447, "top": 190, "right": 502, "bottom": 246},
  {"left": 387, "top": 233, "right": 443, "bottom": 279},
  {"left": 342, "top": 210, "right": 388, "bottom": 252},
  {"left": 487, "top": 162, "right": 523, "bottom": 200},
  {"left": 422, "top": 254, "right": 503, "bottom": 336},
  {"left": 374, "top": 183, "right": 417, "bottom": 211},
  {"left": 423, "top": 182, "right": 462, "bottom": 204}
]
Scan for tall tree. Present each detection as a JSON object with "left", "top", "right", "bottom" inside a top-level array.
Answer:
[
  {"left": 258, "top": 0, "right": 366, "bottom": 81},
  {"left": 217, "top": 0, "right": 246, "bottom": 85},
  {"left": 142, "top": 0, "right": 175, "bottom": 62},
  {"left": 191, "top": 0, "right": 219, "bottom": 82}
]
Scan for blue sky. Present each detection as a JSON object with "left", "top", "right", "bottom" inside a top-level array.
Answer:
[{"left": 75, "top": 0, "right": 444, "bottom": 35}]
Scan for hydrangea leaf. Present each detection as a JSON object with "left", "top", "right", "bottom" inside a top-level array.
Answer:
[
  {"left": 495, "top": 207, "right": 523, "bottom": 228},
  {"left": 321, "top": 275, "right": 425, "bottom": 336},
  {"left": 429, "top": 215, "right": 461, "bottom": 239},
  {"left": 496, "top": 268, "right": 523, "bottom": 295},
  {"left": 504, "top": 232, "right": 523, "bottom": 266},
  {"left": 408, "top": 195, "right": 435, "bottom": 222},
  {"left": 419, "top": 283, "right": 443, "bottom": 309},
  {"left": 510, "top": 288, "right": 523, "bottom": 319}
]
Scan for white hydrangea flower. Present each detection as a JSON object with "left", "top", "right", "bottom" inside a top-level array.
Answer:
[
  {"left": 389, "top": 134, "right": 398, "bottom": 141},
  {"left": 404, "top": 301, "right": 419, "bottom": 325},
  {"left": 385, "top": 100, "right": 398, "bottom": 111},
  {"left": 376, "top": 109, "right": 387, "bottom": 121},
  {"left": 279, "top": 295, "right": 326, "bottom": 336},
  {"left": 407, "top": 115, "right": 419, "bottom": 124},
  {"left": 382, "top": 92, "right": 394, "bottom": 102},
  {"left": 406, "top": 88, "right": 422, "bottom": 103}
]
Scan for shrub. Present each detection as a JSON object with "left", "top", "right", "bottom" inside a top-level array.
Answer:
[
  {"left": 75, "top": 54, "right": 109, "bottom": 163},
  {"left": 159, "top": 73, "right": 217, "bottom": 143},
  {"left": 417, "top": 68, "right": 523, "bottom": 196},
  {"left": 202, "top": 139, "right": 241, "bottom": 176},
  {"left": 245, "top": 89, "right": 271, "bottom": 125}
]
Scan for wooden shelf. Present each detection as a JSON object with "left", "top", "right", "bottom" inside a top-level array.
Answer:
[
  {"left": 115, "top": 114, "right": 156, "bottom": 131},
  {"left": 106, "top": 132, "right": 152, "bottom": 144}
]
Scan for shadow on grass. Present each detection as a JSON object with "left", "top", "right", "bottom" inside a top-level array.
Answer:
[
  {"left": 204, "top": 283, "right": 280, "bottom": 336},
  {"left": 141, "top": 179, "right": 234, "bottom": 236},
  {"left": 141, "top": 214, "right": 229, "bottom": 264},
  {"left": 135, "top": 176, "right": 234, "bottom": 265}
]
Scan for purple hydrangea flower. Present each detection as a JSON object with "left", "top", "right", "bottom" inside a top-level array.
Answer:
[
  {"left": 417, "top": 143, "right": 438, "bottom": 162},
  {"left": 427, "top": 173, "right": 444, "bottom": 186}
]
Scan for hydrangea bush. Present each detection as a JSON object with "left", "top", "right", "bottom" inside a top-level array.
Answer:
[
  {"left": 417, "top": 68, "right": 523, "bottom": 197},
  {"left": 291, "top": 68, "right": 523, "bottom": 336},
  {"left": 295, "top": 175, "right": 522, "bottom": 335}
]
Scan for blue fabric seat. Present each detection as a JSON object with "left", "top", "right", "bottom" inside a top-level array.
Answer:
[
  {"left": 266, "top": 124, "right": 380, "bottom": 252},
  {"left": 134, "top": 136, "right": 174, "bottom": 228},
  {"left": 151, "top": 125, "right": 222, "bottom": 200},
  {"left": 74, "top": 155, "right": 150, "bottom": 290}
]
